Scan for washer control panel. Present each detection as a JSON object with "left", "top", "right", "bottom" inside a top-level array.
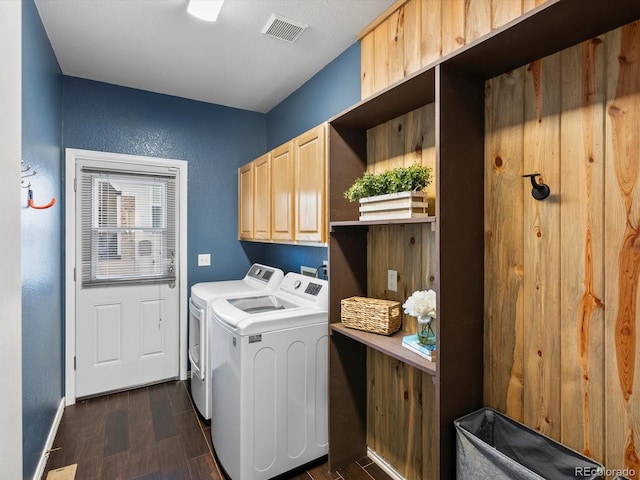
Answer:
[
  {"left": 304, "top": 282, "right": 323, "bottom": 296},
  {"left": 279, "top": 272, "right": 328, "bottom": 307},
  {"left": 246, "top": 263, "right": 282, "bottom": 285}
]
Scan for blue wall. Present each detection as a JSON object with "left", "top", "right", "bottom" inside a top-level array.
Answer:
[
  {"left": 18, "top": 13, "right": 360, "bottom": 475},
  {"left": 259, "top": 42, "right": 362, "bottom": 273},
  {"left": 21, "top": 0, "right": 63, "bottom": 477},
  {"left": 266, "top": 42, "right": 361, "bottom": 150},
  {"left": 62, "top": 77, "right": 267, "bottom": 289}
]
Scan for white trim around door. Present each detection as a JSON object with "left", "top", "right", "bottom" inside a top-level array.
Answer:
[
  {"left": 0, "top": 1, "right": 23, "bottom": 477},
  {"left": 65, "top": 148, "right": 188, "bottom": 405}
]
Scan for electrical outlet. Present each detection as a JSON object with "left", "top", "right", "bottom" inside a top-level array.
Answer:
[
  {"left": 300, "top": 266, "right": 317, "bottom": 277},
  {"left": 198, "top": 254, "right": 211, "bottom": 266},
  {"left": 387, "top": 269, "right": 397, "bottom": 292}
]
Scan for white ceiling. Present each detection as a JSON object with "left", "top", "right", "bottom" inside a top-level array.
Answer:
[{"left": 35, "top": 0, "right": 396, "bottom": 113}]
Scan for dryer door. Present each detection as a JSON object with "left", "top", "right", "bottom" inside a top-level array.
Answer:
[{"left": 188, "top": 298, "right": 206, "bottom": 381}]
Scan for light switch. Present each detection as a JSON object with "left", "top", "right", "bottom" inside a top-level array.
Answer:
[
  {"left": 198, "top": 254, "right": 211, "bottom": 266},
  {"left": 387, "top": 269, "right": 397, "bottom": 292}
]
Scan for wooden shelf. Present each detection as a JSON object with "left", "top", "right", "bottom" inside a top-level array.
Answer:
[
  {"left": 327, "top": 3, "right": 640, "bottom": 478},
  {"left": 330, "top": 68, "right": 435, "bottom": 130},
  {"left": 330, "top": 323, "right": 437, "bottom": 375},
  {"left": 330, "top": 216, "right": 436, "bottom": 231},
  {"left": 329, "top": 0, "right": 640, "bottom": 132},
  {"left": 446, "top": 0, "right": 640, "bottom": 79}
]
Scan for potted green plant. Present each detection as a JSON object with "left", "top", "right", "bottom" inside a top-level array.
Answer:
[{"left": 344, "top": 163, "right": 433, "bottom": 220}]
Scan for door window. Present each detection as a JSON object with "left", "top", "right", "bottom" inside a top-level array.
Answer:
[{"left": 80, "top": 168, "right": 177, "bottom": 286}]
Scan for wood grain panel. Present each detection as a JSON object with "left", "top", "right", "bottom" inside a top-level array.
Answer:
[
  {"left": 492, "top": 0, "right": 523, "bottom": 30},
  {"left": 394, "top": 361, "right": 422, "bottom": 480},
  {"left": 367, "top": 225, "right": 389, "bottom": 299},
  {"left": 362, "top": 106, "right": 438, "bottom": 480},
  {"left": 363, "top": 194, "right": 437, "bottom": 478},
  {"left": 465, "top": 0, "right": 491, "bottom": 44},
  {"left": 294, "top": 124, "right": 326, "bottom": 242},
  {"left": 238, "top": 162, "right": 253, "bottom": 239},
  {"left": 522, "top": 0, "right": 547, "bottom": 14},
  {"left": 270, "top": 142, "right": 294, "bottom": 241},
  {"left": 389, "top": 114, "right": 407, "bottom": 170},
  {"left": 373, "top": 21, "right": 390, "bottom": 94},
  {"left": 389, "top": 225, "right": 406, "bottom": 305},
  {"left": 372, "top": 350, "right": 390, "bottom": 457},
  {"left": 422, "top": 374, "right": 438, "bottom": 480},
  {"left": 604, "top": 22, "right": 640, "bottom": 478},
  {"left": 421, "top": 104, "right": 437, "bottom": 214},
  {"left": 366, "top": 347, "right": 378, "bottom": 452},
  {"left": 368, "top": 353, "right": 422, "bottom": 480},
  {"left": 559, "top": 36, "right": 605, "bottom": 463},
  {"left": 421, "top": 0, "right": 442, "bottom": 67},
  {"left": 403, "top": 224, "right": 424, "bottom": 334},
  {"left": 522, "top": 52, "right": 562, "bottom": 439},
  {"left": 483, "top": 68, "right": 525, "bottom": 420},
  {"left": 371, "top": 122, "right": 390, "bottom": 174},
  {"left": 360, "top": 0, "right": 557, "bottom": 97},
  {"left": 388, "top": 8, "right": 405, "bottom": 86},
  {"left": 484, "top": 22, "right": 640, "bottom": 477},
  {"left": 369, "top": 105, "right": 436, "bottom": 214},
  {"left": 441, "top": 0, "right": 466, "bottom": 56},
  {"left": 361, "top": 32, "right": 375, "bottom": 99},
  {"left": 403, "top": 107, "right": 424, "bottom": 167},
  {"left": 403, "top": 0, "right": 421, "bottom": 78},
  {"left": 253, "top": 153, "right": 271, "bottom": 240}
]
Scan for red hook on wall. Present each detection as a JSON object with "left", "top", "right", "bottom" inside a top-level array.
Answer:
[{"left": 28, "top": 187, "right": 56, "bottom": 209}]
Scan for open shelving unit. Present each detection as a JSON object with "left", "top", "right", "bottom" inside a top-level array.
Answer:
[
  {"left": 330, "top": 323, "right": 436, "bottom": 375},
  {"left": 330, "top": 216, "right": 436, "bottom": 230},
  {"left": 326, "top": 1, "right": 640, "bottom": 479}
]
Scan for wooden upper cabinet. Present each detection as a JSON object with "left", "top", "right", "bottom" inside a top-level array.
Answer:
[
  {"left": 238, "top": 123, "right": 328, "bottom": 244},
  {"left": 238, "top": 162, "right": 254, "bottom": 240},
  {"left": 253, "top": 153, "right": 271, "bottom": 240},
  {"left": 359, "top": 0, "right": 545, "bottom": 98},
  {"left": 270, "top": 141, "right": 295, "bottom": 241},
  {"left": 294, "top": 124, "right": 326, "bottom": 243}
]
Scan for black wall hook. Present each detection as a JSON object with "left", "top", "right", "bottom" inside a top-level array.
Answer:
[{"left": 522, "top": 173, "right": 550, "bottom": 200}]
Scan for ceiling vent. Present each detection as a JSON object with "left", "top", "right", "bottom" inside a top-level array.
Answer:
[{"left": 261, "top": 13, "right": 308, "bottom": 43}]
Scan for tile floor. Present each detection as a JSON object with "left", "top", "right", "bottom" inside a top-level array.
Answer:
[{"left": 43, "top": 380, "right": 392, "bottom": 480}]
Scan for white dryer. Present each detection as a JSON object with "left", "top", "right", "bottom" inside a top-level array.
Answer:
[
  {"left": 188, "top": 263, "right": 284, "bottom": 420},
  {"left": 211, "top": 272, "right": 329, "bottom": 480}
]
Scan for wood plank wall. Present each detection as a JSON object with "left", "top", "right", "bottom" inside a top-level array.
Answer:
[
  {"left": 485, "top": 20, "right": 640, "bottom": 479},
  {"left": 360, "top": 0, "right": 548, "bottom": 99},
  {"left": 363, "top": 104, "right": 438, "bottom": 479}
]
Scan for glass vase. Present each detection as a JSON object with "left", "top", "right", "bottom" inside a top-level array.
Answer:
[{"left": 417, "top": 315, "right": 436, "bottom": 347}]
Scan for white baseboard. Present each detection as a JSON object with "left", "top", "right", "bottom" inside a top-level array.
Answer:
[
  {"left": 367, "top": 447, "right": 407, "bottom": 480},
  {"left": 34, "top": 397, "right": 65, "bottom": 480}
]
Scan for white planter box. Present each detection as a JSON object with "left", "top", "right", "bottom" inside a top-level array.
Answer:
[{"left": 358, "top": 191, "right": 428, "bottom": 221}]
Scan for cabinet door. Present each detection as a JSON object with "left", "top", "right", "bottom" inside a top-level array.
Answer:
[
  {"left": 294, "top": 124, "right": 326, "bottom": 242},
  {"left": 238, "top": 162, "right": 254, "bottom": 240},
  {"left": 271, "top": 142, "right": 294, "bottom": 241},
  {"left": 253, "top": 153, "right": 271, "bottom": 240}
]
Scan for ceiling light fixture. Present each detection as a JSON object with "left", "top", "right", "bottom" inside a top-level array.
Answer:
[{"left": 187, "top": 0, "right": 224, "bottom": 22}]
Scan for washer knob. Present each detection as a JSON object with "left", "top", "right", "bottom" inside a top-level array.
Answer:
[{"left": 293, "top": 279, "right": 302, "bottom": 289}]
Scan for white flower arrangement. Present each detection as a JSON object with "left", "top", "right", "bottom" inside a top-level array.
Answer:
[{"left": 403, "top": 289, "right": 437, "bottom": 321}]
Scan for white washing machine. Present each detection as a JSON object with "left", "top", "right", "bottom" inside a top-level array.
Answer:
[
  {"left": 211, "top": 272, "right": 329, "bottom": 480},
  {"left": 189, "top": 263, "right": 284, "bottom": 420}
]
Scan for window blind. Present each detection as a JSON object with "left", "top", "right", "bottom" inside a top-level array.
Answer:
[{"left": 80, "top": 167, "right": 177, "bottom": 287}]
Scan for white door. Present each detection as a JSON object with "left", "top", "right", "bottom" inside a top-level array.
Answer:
[{"left": 73, "top": 157, "right": 181, "bottom": 398}]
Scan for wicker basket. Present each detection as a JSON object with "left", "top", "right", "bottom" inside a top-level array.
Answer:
[{"left": 340, "top": 297, "right": 402, "bottom": 335}]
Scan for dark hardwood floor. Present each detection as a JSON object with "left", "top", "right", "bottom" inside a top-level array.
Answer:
[{"left": 43, "top": 380, "right": 392, "bottom": 480}]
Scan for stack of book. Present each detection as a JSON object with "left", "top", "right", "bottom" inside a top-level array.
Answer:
[{"left": 402, "top": 334, "right": 437, "bottom": 361}]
